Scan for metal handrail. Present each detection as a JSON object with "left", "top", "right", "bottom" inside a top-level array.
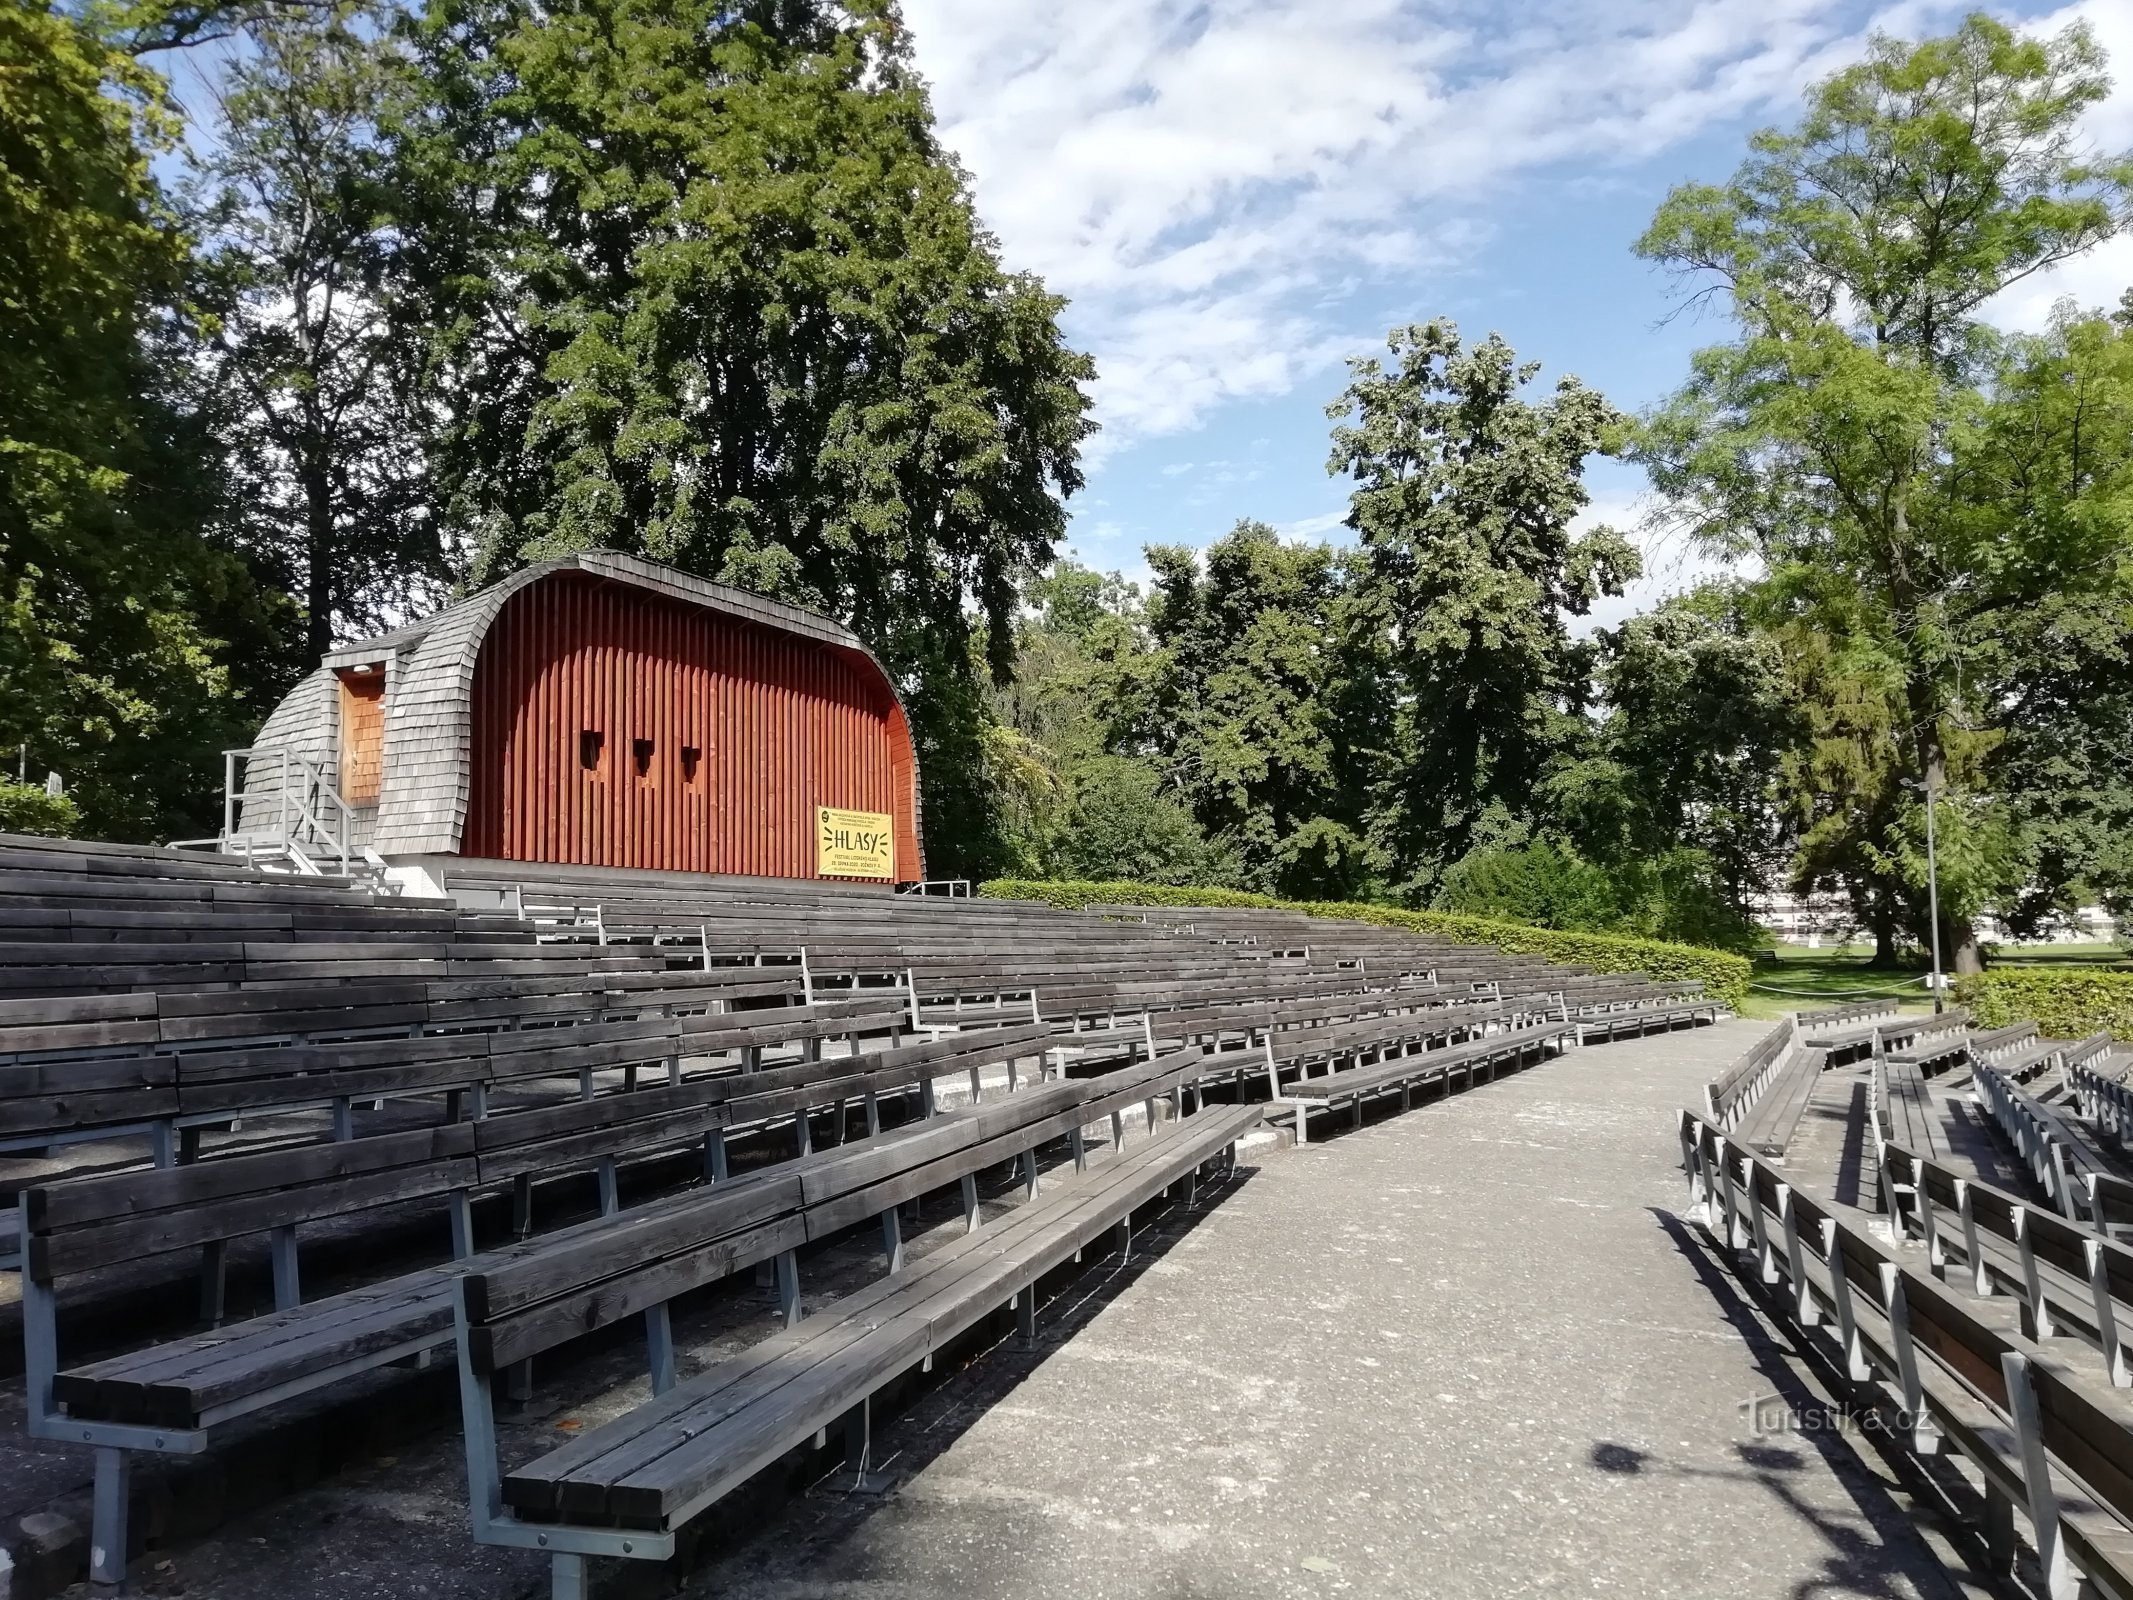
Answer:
[{"left": 220, "top": 745, "right": 353, "bottom": 876}]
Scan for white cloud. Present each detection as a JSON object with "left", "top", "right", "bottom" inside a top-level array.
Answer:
[
  {"left": 1573, "top": 486, "right": 1752, "bottom": 635},
  {"left": 904, "top": 0, "right": 1956, "bottom": 453},
  {"left": 1277, "top": 508, "right": 1350, "bottom": 542}
]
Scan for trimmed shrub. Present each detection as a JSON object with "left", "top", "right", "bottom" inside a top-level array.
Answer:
[
  {"left": 0, "top": 780, "right": 80, "bottom": 838},
  {"left": 1954, "top": 968, "right": 2133, "bottom": 1036},
  {"left": 980, "top": 877, "right": 1753, "bottom": 1010}
]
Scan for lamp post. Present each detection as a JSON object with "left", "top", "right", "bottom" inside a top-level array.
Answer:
[{"left": 1921, "top": 776, "right": 1943, "bottom": 1016}]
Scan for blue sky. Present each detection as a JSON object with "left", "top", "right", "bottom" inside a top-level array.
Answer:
[{"left": 903, "top": 0, "right": 2133, "bottom": 629}]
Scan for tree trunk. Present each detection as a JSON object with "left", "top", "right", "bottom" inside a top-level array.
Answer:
[
  {"left": 304, "top": 449, "right": 334, "bottom": 660},
  {"left": 1890, "top": 490, "right": 1979, "bottom": 977},
  {"left": 1868, "top": 894, "right": 1899, "bottom": 968}
]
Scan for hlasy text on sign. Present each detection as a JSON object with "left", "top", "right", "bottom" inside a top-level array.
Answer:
[{"left": 817, "top": 807, "right": 895, "bottom": 879}]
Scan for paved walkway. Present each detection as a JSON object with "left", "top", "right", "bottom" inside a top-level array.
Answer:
[{"left": 687, "top": 1020, "right": 1962, "bottom": 1600}]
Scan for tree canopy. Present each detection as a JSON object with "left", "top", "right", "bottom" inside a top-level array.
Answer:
[{"left": 11, "top": 1, "right": 2133, "bottom": 965}]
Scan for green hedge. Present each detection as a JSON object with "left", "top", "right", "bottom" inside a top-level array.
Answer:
[
  {"left": 979, "top": 878, "right": 1753, "bottom": 1010},
  {"left": 1954, "top": 968, "right": 2133, "bottom": 1036}
]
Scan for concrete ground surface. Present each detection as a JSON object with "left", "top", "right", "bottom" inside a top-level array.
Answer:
[
  {"left": 17, "top": 1020, "right": 1974, "bottom": 1599},
  {"left": 677, "top": 1019, "right": 1958, "bottom": 1600}
]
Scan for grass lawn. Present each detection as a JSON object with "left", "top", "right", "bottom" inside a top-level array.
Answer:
[
  {"left": 1740, "top": 947, "right": 1930, "bottom": 1020},
  {"left": 1737, "top": 940, "right": 2130, "bottom": 1020}
]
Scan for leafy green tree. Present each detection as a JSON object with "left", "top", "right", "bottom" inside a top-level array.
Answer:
[
  {"left": 1577, "top": 586, "right": 1797, "bottom": 908},
  {"left": 1636, "top": 13, "right": 2133, "bottom": 970},
  {"left": 1964, "top": 305, "right": 2133, "bottom": 933},
  {"left": 393, "top": 0, "right": 1095, "bottom": 875},
  {"left": 1044, "top": 755, "right": 1234, "bottom": 887},
  {"left": 0, "top": 0, "right": 288, "bottom": 841},
  {"left": 193, "top": 1, "right": 455, "bottom": 657},
  {"left": 1145, "top": 521, "right": 1380, "bottom": 897},
  {"left": 1327, "top": 319, "right": 1638, "bottom": 899}
]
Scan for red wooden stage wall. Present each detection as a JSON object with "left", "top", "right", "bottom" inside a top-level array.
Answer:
[{"left": 462, "top": 572, "right": 919, "bottom": 879}]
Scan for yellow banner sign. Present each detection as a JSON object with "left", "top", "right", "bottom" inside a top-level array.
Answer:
[{"left": 817, "top": 806, "right": 895, "bottom": 879}]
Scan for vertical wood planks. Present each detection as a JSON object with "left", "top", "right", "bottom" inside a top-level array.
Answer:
[{"left": 461, "top": 571, "right": 915, "bottom": 880}]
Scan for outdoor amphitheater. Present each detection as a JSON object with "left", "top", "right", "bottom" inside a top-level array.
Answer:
[{"left": 0, "top": 560, "right": 2127, "bottom": 1600}]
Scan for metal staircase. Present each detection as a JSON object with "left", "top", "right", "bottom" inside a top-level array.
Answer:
[{"left": 170, "top": 745, "right": 385, "bottom": 885}]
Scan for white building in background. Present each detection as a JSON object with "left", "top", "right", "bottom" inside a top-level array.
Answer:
[
  {"left": 1748, "top": 890, "right": 1857, "bottom": 948},
  {"left": 1749, "top": 892, "right": 2120, "bottom": 948},
  {"left": 1976, "top": 907, "right": 2121, "bottom": 946}
]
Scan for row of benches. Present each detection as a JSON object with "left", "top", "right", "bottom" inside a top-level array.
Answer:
[
  {"left": 1683, "top": 1110, "right": 2133, "bottom": 1598},
  {"left": 25, "top": 1027, "right": 1257, "bottom": 1588}
]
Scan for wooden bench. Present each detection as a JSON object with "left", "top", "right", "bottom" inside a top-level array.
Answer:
[
  {"left": 1973, "top": 1058, "right": 2103, "bottom": 1221},
  {"left": 1800, "top": 998, "right": 1903, "bottom": 1059},
  {"left": 21, "top": 1035, "right": 1248, "bottom": 1587},
  {"left": 453, "top": 1099, "right": 1264, "bottom": 1598},
  {"left": 1729, "top": 1044, "right": 1827, "bottom": 1159},
  {"left": 1277, "top": 1019, "right": 1575, "bottom": 1143},
  {"left": 1874, "top": 1058, "right": 1943, "bottom": 1164},
  {"left": 1882, "top": 1011, "right": 1972, "bottom": 1072},
  {"left": 1684, "top": 1109, "right": 2133, "bottom": 1600},
  {"left": 1575, "top": 995, "right": 1723, "bottom": 1041},
  {"left": 1702, "top": 1019, "right": 1793, "bottom": 1128},
  {"left": 0, "top": 970, "right": 876, "bottom": 1160}
]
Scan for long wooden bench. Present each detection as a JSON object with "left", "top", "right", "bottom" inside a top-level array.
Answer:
[
  {"left": 1683, "top": 1110, "right": 2133, "bottom": 1600},
  {"left": 1702, "top": 1019, "right": 1793, "bottom": 1128},
  {"left": 454, "top": 1098, "right": 1263, "bottom": 1597},
  {"left": 21, "top": 1036, "right": 1249, "bottom": 1587},
  {"left": 1277, "top": 1019, "right": 1575, "bottom": 1143},
  {"left": 1729, "top": 1043, "right": 1827, "bottom": 1159},
  {"left": 1882, "top": 1010, "right": 1972, "bottom": 1072},
  {"left": 1575, "top": 995, "right": 1723, "bottom": 1041},
  {"left": 0, "top": 971, "right": 899, "bottom": 1165}
]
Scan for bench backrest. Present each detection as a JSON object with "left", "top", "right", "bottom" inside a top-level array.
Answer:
[
  {"left": 24, "top": 1122, "right": 478, "bottom": 1282},
  {"left": 455, "top": 1042, "right": 1245, "bottom": 1374}
]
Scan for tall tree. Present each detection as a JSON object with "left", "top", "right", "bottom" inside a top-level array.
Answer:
[
  {"left": 1145, "top": 521, "right": 1379, "bottom": 897},
  {"left": 1963, "top": 305, "right": 2133, "bottom": 934},
  {"left": 1636, "top": 13, "right": 2133, "bottom": 970},
  {"left": 1566, "top": 585, "right": 1796, "bottom": 911},
  {"left": 393, "top": 0, "right": 1095, "bottom": 875},
  {"left": 1327, "top": 319, "right": 1637, "bottom": 900},
  {"left": 194, "top": 1, "right": 453, "bottom": 657},
  {"left": 0, "top": 0, "right": 287, "bottom": 841}
]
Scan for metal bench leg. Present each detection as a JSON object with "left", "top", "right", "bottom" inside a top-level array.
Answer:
[
  {"left": 882, "top": 1208, "right": 904, "bottom": 1273},
  {"left": 1071, "top": 1126, "right": 1087, "bottom": 1172},
  {"left": 704, "top": 1128, "right": 729, "bottom": 1183},
  {"left": 1110, "top": 1109, "right": 1125, "bottom": 1151},
  {"left": 646, "top": 1301, "right": 676, "bottom": 1396},
  {"left": 1020, "top": 1149, "right": 1039, "bottom": 1199},
  {"left": 839, "top": 1397, "right": 893, "bottom": 1493},
  {"left": 552, "top": 1551, "right": 590, "bottom": 1600},
  {"left": 269, "top": 1225, "right": 301, "bottom": 1311},
  {"left": 1018, "top": 1285, "right": 1037, "bottom": 1347},
  {"left": 777, "top": 1249, "right": 801, "bottom": 1327},
  {"left": 199, "top": 1239, "right": 228, "bottom": 1327},
  {"left": 961, "top": 1174, "right": 980, "bottom": 1233},
  {"left": 512, "top": 1174, "right": 535, "bottom": 1237},
  {"left": 597, "top": 1156, "right": 620, "bottom": 1217},
  {"left": 90, "top": 1445, "right": 129, "bottom": 1589}
]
